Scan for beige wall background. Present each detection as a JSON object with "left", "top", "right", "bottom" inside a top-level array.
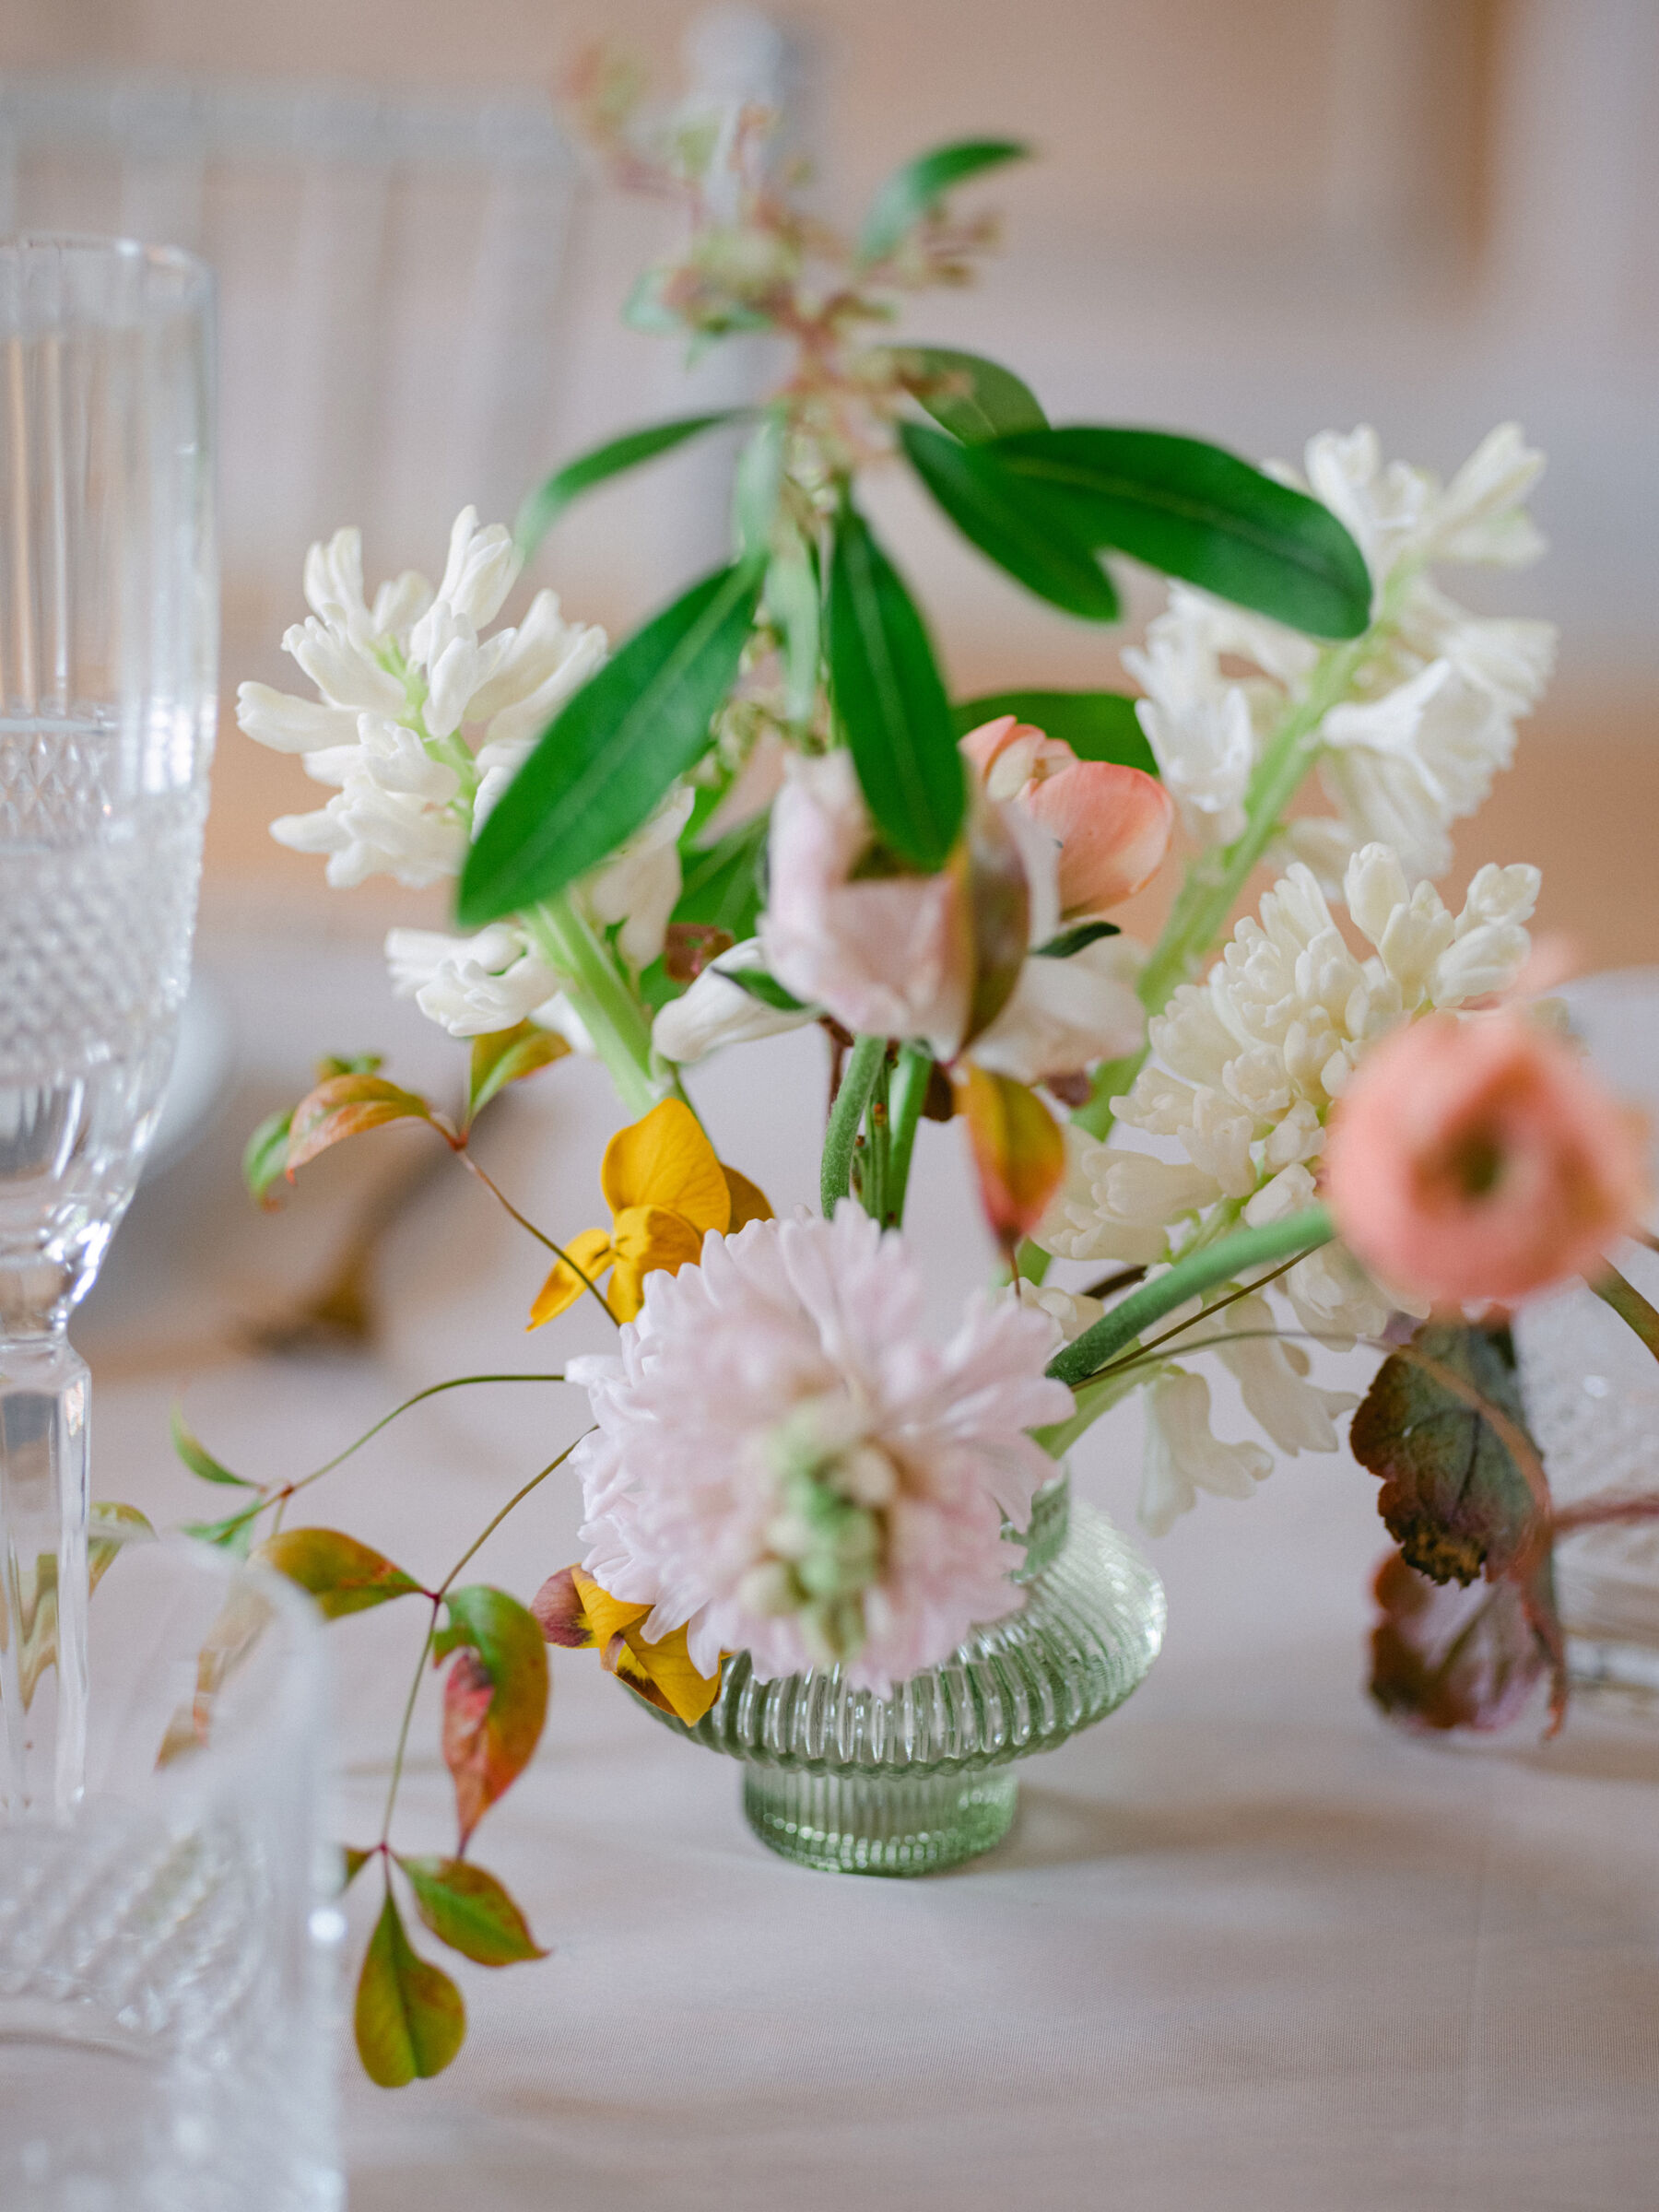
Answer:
[{"left": 4, "top": 0, "right": 1656, "bottom": 961}]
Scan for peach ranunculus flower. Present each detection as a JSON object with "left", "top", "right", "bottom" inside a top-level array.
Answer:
[
  {"left": 1324, "top": 1011, "right": 1649, "bottom": 1306},
  {"left": 959, "top": 714, "right": 1174, "bottom": 917}
]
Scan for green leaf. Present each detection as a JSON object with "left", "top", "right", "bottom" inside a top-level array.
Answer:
[
  {"left": 1033, "top": 920, "right": 1122, "bottom": 959},
  {"left": 315, "top": 1052, "right": 383, "bottom": 1079},
  {"left": 457, "top": 561, "right": 763, "bottom": 927},
  {"left": 825, "top": 507, "right": 964, "bottom": 869},
  {"left": 356, "top": 1890, "right": 466, "bottom": 2088},
  {"left": 672, "top": 814, "right": 769, "bottom": 942},
  {"left": 397, "top": 1855, "right": 547, "bottom": 1967},
  {"left": 242, "top": 1108, "right": 293, "bottom": 1208},
  {"left": 900, "top": 422, "right": 1121, "bottom": 622},
  {"left": 720, "top": 965, "right": 808, "bottom": 1013},
  {"left": 253, "top": 1529, "right": 424, "bottom": 1620},
  {"left": 514, "top": 412, "right": 745, "bottom": 558},
  {"left": 898, "top": 346, "right": 1047, "bottom": 442},
  {"left": 1349, "top": 1322, "right": 1543, "bottom": 1585},
  {"left": 182, "top": 1505, "right": 260, "bottom": 1557},
  {"left": 950, "top": 688, "right": 1158, "bottom": 776},
  {"left": 435, "top": 1585, "right": 550, "bottom": 1849},
  {"left": 171, "top": 1405, "right": 253, "bottom": 1489},
  {"left": 465, "top": 1022, "right": 571, "bottom": 1131},
  {"left": 984, "top": 427, "right": 1374, "bottom": 639},
  {"left": 341, "top": 1845, "right": 374, "bottom": 1889},
  {"left": 857, "top": 137, "right": 1030, "bottom": 265}
]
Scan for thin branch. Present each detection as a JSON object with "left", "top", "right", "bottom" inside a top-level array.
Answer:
[{"left": 457, "top": 1153, "right": 621, "bottom": 1327}]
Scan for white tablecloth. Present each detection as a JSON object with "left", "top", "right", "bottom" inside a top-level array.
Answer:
[{"left": 86, "top": 928, "right": 1659, "bottom": 2212}]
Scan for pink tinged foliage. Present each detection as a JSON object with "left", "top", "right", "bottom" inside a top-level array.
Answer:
[
  {"left": 566, "top": 1206, "right": 1073, "bottom": 1690},
  {"left": 1369, "top": 1550, "right": 1549, "bottom": 1734},
  {"left": 1324, "top": 1011, "right": 1649, "bottom": 1306}
]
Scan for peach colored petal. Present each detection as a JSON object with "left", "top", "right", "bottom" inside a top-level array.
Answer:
[
  {"left": 1324, "top": 1011, "right": 1650, "bottom": 1306},
  {"left": 1023, "top": 760, "right": 1175, "bottom": 916}
]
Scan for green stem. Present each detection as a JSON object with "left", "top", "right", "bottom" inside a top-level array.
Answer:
[
  {"left": 1044, "top": 1203, "right": 1335, "bottom": 1392},
  {"left": 821, "top": 1035, "right": 886, "bottom": 1217},
  {"left": 522, "top": 892, "right": 682, "bottom": 1121},
  {"left": 865, "top": 1051, "right": 892, "bottom": 1226},
  {"left": 268, "top": 1373, "right": 568, "bottom": 1518},
  {"left": 380, "top": 1600, "right": 440, "bottom": 1847},
  {"left": 1589, "top": 1264, "right": 1659, "bottom": 1362},
  {"left": 883, "top": 1044, "right": 931, "bottom": 1228}
]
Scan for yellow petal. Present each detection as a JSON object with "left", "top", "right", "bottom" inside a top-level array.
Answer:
[
  {"left": 609, "top": 1206, "right": 707, "bottom": 1320},
  {"left": 722, "top": 1163, "right": 774, "bottom": 1230},
  {"left": 600, "top": 1099, "right": 730, "bottom": 1236},
  {"left": 528, "top": 1228, "right": 616, "bottom": 1328},
  {"left": 619, "top": 1620, "right": 724, "bottom": 1725},
  {"left": 571, "top": 1566, "right": 652, "bottom": 1642}
]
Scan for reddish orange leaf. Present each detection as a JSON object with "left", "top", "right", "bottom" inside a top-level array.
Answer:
[
  {"left": 254, "top": 1529, "right": 424, "bottom": 1620},
  {"left": 953, "top": 1065, "right": 1065, "bottom": 1260},
  {"left": 465, "top": 1021, "right": 571, "bottom": 1130},
  {"left": 434, "top": 1585, "right": 549, "bottom": 1851},
  {"left": 285, "top": 1075, "right": 441, "bottom": 1176}
]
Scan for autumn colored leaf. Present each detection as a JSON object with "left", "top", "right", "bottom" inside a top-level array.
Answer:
[
  {"left": 253, "top": 1529, "right": 425, "bottom": 1620},
  {"left": 1369, "top": 1549, "right": 1552, "bottom": 1735},
  {"left": 958, "top": 794, "right": 1030, "bottom": 1051},
  {"left": 435, "top": 1585, "right": 550, "bottom": 1850},
  {"left": 355, "top": 1891, "right": 467, "bottom": 2089},
  {"left": 1349, "top": 1321, "right": 1544, "bottom": 1585},
  {"left": 340, "top": 1846, "right": 374, "bottom": 1888},
  {"left": 465, "top": 1021, "right": 571, "bottom": 1131},
  {"left": 88, "top": 1501, "right": 155, "bottom": 1594},
  {"left": 397, "top": 1855, "right": 547, "bottom": 1967},
  {"left": 285, "top": 1074, "right": 442, "bottom": 1176},
  {"left": 953, "top": 1065, "right": 1065, "bottom": 1261}
]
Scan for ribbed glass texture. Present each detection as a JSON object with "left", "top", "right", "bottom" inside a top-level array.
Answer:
[
  {"left": 657, "top": 1477, "right": 1166, "bottom": 1874},
  {"left": 0, "top": 1535, "right": 341, "bottom": 2209}
]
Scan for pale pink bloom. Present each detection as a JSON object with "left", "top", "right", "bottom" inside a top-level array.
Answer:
[
  {"left": 761, "top": 751, "right": 972, "bottom": 1054},
  {"left": 1324, "top": 1012, "right": 1650, "bottom": 1305},
  {"left": 961, "top": 715, "right": 1173, "bottom": 916},
  {"left": 568, "top": 1206, "right": 1073, "bottom": 1689}
]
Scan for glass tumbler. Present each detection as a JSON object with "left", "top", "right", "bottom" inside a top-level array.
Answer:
[
  {"left": 0, "top": 1531, "right": 341, "bottom": 2210},
  {"left": 0, "top": 238, "right": 215, "bottom": 1812}
]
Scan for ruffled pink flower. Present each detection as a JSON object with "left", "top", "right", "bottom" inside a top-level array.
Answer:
[
  {"left": 567, "top": 1206, "right": 1074, "bottom": 1689},
  {"left": 962, "top": 714, "right": 1174, "bottom": 916},
  {"left": 761, "top": 751, "right": 971, "bottom": 1054},
  {"left": 1324, "top": 1011, "right": 1649, "bottom": 1305}
]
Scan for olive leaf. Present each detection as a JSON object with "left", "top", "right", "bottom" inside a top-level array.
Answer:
[
  {"left": 514, "top": 411, "right": 747, "bottom": 558},
  {"left": 825, "top": 506, "right": 964, "bottom": 870},
  {"left": 898, "top": 346, "right": 1046, "bottom": 442},
  {"left": 950, "top": 688, "right": 1158, "bottom": 776},
  {"left": 458, "top": 560, "right": 762, "bottom": 926},
  {"left": 900, "top": 421, "right": 1122, "bottom": 622},
  {"left": 857, "top": 137, "right": 1030, "bottom": 265}
]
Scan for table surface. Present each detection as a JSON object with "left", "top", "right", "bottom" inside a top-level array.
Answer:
[{"left": 85, "top": 929, "right": 1659, "bottom": 2212}]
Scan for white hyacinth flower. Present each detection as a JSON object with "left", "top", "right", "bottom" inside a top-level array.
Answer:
[
  {"left": 238, "top": 507, "right": 607, "bottom": 893},
  {"left": 1138, "top": 1369, "right": 1273, "bottom": 1537},
  {"left": 384, "top": 924, "right": 562, "bottom": 1040},
  {"left": 652, "top": 939, "right": 816, "bottom": 1065},
  {"left": 1126, "top": 425, "right": 1553, "bottom": 888}
]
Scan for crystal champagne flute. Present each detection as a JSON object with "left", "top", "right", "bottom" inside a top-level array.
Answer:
[{"left": 0, "top": 237, "right": 215, "bottom": 1813}]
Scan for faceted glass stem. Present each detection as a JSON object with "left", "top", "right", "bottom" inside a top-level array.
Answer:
[{"left": 0, "top": 1330, "right": 88, "bottom": 1816}]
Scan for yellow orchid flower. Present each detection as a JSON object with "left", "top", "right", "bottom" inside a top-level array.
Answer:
[
  {"left": 532, "top": 1564, "right": 724, "bottom": 1726},
  {"left": 529, "top": 1097, "right": 771, "bottom": 1326}
]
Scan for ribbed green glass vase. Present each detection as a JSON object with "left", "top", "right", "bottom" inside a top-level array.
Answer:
[{"left": 649, "top": 1474, "right": 1164, "bottom": 1875}]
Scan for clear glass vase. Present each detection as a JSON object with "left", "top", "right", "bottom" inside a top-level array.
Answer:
[
  {"left": 0, "top": 238, "right": 215, "bottom": 1815},
  {"left": 651, "top": 1474, "right": 1165, "bottom": 1874}
]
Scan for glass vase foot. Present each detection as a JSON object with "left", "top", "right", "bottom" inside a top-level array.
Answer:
[{"left": 743, "top": 1766, "right": 1018, "bottom": 1874}]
